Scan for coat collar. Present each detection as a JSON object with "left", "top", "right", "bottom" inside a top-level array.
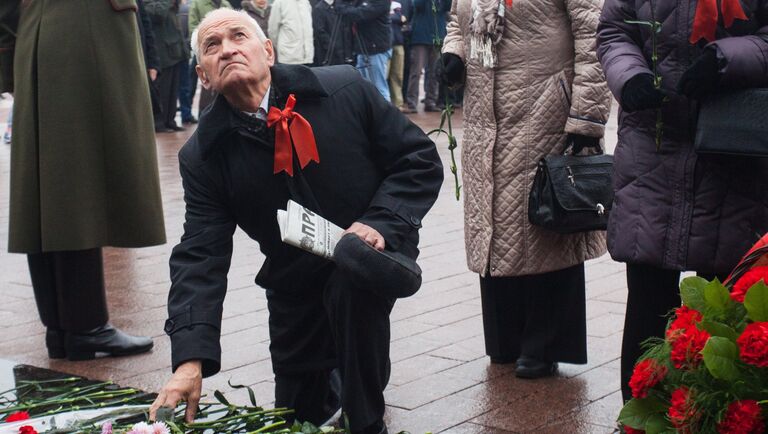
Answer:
[{"left": 196, "top": 64, "right": 329, "bottom": 160}]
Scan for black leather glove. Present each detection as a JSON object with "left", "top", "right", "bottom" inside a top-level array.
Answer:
[
  {"left": 620, "top": 73, "right": 665, "bottom": 112},
  {"left": 677, "top": 48, "right": 720, "bottom": 100},
  {"left": 440, "top": 53, "right": 465, "bottom": 88},
  {"left": 568, "top": 134, "right": 601, "bottom": 154}
]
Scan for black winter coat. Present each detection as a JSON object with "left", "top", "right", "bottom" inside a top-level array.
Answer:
[
  {"left": 164, "top": 64, "right": 444, "bottom": 376},
  {"left": 334, "top": 0, "right": 392, "bottom": 55},
  {"left": 313, "top": 0, "right": 355, "bottom": 65}
]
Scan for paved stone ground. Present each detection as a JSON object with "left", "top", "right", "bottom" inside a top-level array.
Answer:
[{"left": 0, "top": 95, "right": 627, "bottom": 433}]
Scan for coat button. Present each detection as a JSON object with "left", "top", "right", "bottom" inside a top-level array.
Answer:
[
  {"left": 163, "top": 319, "right": 175, "bottom": 334},
  {"left": 410, "top": 216, "right": 421, "bottom": 226}
]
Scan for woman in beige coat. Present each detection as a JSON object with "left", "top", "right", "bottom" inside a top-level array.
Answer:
[{"left": 441, "top": 0, "right": 611, "bottom": 377}]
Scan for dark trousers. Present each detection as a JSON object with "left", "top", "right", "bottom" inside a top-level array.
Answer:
[
  {"left": 267, "top": 268, "right": 395, "bottom": 432},
  {"left": 178, "top": 58, "right": 196, "bottom": 122},
  {"left": 621, "top": 264, "right": 725, "bottom": 402},
  {"left": 480, "top": 263, "right": 587, "bottom": 364},
  {"left": 406, "top": 44, "right": 439, "bottom": 109},
  {"left": 155, "top": 61, "right": 182, "bottom": 129},
  {"left": 27, "top": 248, "right": 108, "bottom": 332}
]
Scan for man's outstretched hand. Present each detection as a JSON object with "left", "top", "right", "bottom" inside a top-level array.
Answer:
[
  {"left": 150, "top": 360, "right": 203, "bottom": 423},
  {"left": 344, "top": 222, "right": 385, "bottom": 251}
]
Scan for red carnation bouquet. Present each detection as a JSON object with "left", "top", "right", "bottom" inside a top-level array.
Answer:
[{"left": 619, "top": 234, "right": 768, "bottom": 433}]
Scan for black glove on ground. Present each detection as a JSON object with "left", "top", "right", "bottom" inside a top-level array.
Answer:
[
  {"left": 620, "top": 73, "right": 665, "bottom": 112},
  {"left": 440, "top": 53, "right": 465, "bottom": 88},
  {"left": 677, "top": 48, "right": 720, "bottom": 100},
  {"left": 568, "top": 134, "right": 601, "bottom": 154}
]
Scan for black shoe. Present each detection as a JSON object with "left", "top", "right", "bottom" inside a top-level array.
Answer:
[
  {"left": 424, "top": 104, "right": 441, "bottom": 112},
  {"left": 182, "top": 116, "right": 198, "bottom": 124},
  {"left": 167, "top": 124, "right": 185, "bottom": 132},
  {"left": 515, "top": 356, "right": 558, "bottom": 379},
  {"left": 65, "top": 324, "right": 153, "bottom": 361},
  {"left": 155, "top": 126, "right": 173, "bottom": 133},
  {"left": 46, "top": 328, "right": 66, "bottom": 359}
]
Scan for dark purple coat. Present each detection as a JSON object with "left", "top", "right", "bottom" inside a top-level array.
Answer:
[{"left": 597, "top": 0, "right": 768, "bottom": 273}]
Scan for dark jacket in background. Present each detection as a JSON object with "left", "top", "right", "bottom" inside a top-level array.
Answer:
[
  {"left": 334, "top": 0, "right": 391, "bottom": 55},
  {"left": 242, "top": 0, "right": 271, "bottom": 36},
  {"left": 313, "top": 0, "right": 354, "bottom": 65},
  {"left": 390, "top": 1, "right": 404, "bottom": 46},
  {"left": 165, "top": 64, "right": 443, "bottom": 375},
  {"left": 144, "top": 0, "right": 189, "bottom": 69},
  {"left": 409, "top": 0, "right": 449, "bottom": 45},
  {"left": 597, "top": 0, "right": 768, "bottom": 273},
  {"left": 137, "top": 0, "right": 161, "bottom": 71}
]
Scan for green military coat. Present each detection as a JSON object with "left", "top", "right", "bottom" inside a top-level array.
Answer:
[{"left": 0, "top": 0, "right": 166, "bottom": 254}]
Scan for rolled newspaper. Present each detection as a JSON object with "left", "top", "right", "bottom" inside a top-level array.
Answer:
[{"left": 277, "top": 200, "right": 343, "bottom": 260}]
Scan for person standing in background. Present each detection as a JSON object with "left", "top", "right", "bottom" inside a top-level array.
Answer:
[
  {"left": 441, "top": 0, "right": 611, "bottom": 378},
  {"left": 137, "top": 0, "right": 163, "bottom": 120},
  {"left": 0, "top": 0, "right": 166, "bottom": 360},
  {"left": 177, "top": 0, "right": 198, "bottom": 125},
  {"left": 145, "top": 0, "right": 189, "bottom": 132},
  {"left": 313, "top": 0, "right": 355, "bottom": 66},
  {"left": 333, "top": 0, "right": 392, "bottom": 100},
  {"left": 387, "top": 1, "right": 407, "bottom": 110},
  {"left": 268, "top": 0, "right": 314, "bottom": 65},
  {"left": 242, "top": 0, "right": 272, "bottom": 36},
  {"left": 404, "top": 0, "right": 449, "bottom": 113}
]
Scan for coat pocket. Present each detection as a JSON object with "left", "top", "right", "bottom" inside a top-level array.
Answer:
[{"left": 108, "top": 0, "right": 138, "bottom": 12}]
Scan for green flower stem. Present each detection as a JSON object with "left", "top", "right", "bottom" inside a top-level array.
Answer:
[{"left": 624, "top": 6, "right": 664, "bottom": 151}]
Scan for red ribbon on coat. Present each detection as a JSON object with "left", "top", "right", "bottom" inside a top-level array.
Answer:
[
  {"left": 690, "top": 0, "right": 748, "bottom": 44},
  {"left": 267, "top": 94, "right": 320, "bottom": 176}
]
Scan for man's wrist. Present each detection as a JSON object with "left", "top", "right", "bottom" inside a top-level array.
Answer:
[{"left": 178, "top": 360, "right": 203, "bottom": 373}]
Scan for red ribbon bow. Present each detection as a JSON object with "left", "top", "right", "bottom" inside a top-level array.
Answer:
[
  {"left": 267, "top": 94, "right": 320, "bottom": 176},
  {"left": 690, "top": 0, "right": 747, "bottom": 44}
]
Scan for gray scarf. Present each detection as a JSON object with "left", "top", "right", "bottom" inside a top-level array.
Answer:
[{"left": 469, "top": 0, "right": 506, "bottom": 68}]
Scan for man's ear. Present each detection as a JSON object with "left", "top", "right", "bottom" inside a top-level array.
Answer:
[
  {"left": 264, "top": 39, "right": 275, "bottom": 67},
  {"left": 195, "top": 64, "right": 212, "bottom": 90}
]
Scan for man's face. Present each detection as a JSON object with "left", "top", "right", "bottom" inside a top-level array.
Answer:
[
  {"left": 195, "top": 15, "right": 274, "bottom": 96},
  {"left": 255, "top": 0, "right": 267, "bottom": 8}
]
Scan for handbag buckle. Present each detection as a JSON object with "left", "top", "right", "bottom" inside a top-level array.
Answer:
[
  {"left": 566, "top": 166, "right": 575, "bottom": 186},
  {"left": 596, "top": 203, "right": 605, "bottom": 216}
]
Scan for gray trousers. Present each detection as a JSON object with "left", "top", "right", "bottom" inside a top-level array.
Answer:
[{"left": 406, "top": 44, "right": 440, "bottom": 108}]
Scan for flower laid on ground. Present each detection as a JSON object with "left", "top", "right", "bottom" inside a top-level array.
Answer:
[
  {"left": 101, "top": 421, "right": 113, "bottom": 434},
  {"left": 5, "top": 411, "right": 29, "bottom": 422},
  {"left": 0, "top": 377, "right": 347, "bottom": 433},
  {"left": 618, "top": 234, "right": 768, "bottom": 433}
]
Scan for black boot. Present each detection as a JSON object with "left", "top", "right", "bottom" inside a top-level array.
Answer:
[
  {"left": 65, "top": 324, "right": 153, "bottom": 361},
  {"left": 515, "top": 356, "right": 558, "bottom": 379}
]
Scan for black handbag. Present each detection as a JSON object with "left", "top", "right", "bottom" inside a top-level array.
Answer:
[
  {"left": 528, "top": 150, "right": 614, "bottom": 234},
  {"left": 694, "top": 88, "right": 768, "bottom": 157}
]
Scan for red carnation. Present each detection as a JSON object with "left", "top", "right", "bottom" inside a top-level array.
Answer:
[
  {"left": 5, "top": 411, "right": 30, "bottom": 422},
  {"left": 669, "top": 386, "right": 698, "bottom": 433},
  {"left": 19, "top": 426, "right": 37, "bottom": 434},
  {"left": 670, "top": 325, "right": 710, "bottom": 369},
  {"left": 717, "top": 400, "right": 764, "bottom": 434},
  {"left": 667, "top": 306, "right": 704, "bottom": 341},
  {"left": 732, "top": 266, "right": 768, "bottom": 303},
  {"left": 624, "top": 426, "right": 645, "bottom": 434},
  {"left": 629, "top": 358, "right": 668, "bottom": 398},
  {"left": 738, "top": 322, "right": 768, "bottom": 367}
]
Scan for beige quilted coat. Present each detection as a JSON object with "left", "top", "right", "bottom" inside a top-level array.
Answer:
[{"left": 443, "top": 0, "right": 612, "bottom": 277}]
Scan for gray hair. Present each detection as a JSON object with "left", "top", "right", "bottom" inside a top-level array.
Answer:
[{"left": 191, "top": 9, "right": 267, "bottom": 58}]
